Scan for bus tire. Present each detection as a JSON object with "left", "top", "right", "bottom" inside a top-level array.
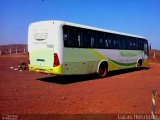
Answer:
[{"left": 98, "top": 62, "right": 108, "bottom": 78}]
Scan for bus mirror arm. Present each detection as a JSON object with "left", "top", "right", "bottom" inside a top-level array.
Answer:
[{"left": 149, "top": 43, "right": 151, "bottom": 49}]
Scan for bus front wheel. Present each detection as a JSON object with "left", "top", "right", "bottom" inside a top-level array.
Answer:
[
  {"left": 137, "top": 60, "right": 142, "bottom": 69},
  {"left": 98, "top": 62, "right": 108, "bottom": 78}
]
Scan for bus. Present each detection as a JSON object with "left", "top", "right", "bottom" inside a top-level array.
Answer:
[{"left": 28, "top": 20, "right": 149, "bottom": 77}]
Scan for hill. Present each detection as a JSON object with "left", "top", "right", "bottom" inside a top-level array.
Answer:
[{"left": 0, "top": 44, "right": 27, "bottom": 55}]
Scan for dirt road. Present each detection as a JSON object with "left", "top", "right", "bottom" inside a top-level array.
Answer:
[{"left": 0, "top": 54, "right": 160, "bottom": 119}]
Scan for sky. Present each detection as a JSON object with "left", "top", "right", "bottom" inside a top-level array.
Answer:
[{"left": 0, "top": 0, "right": 160, "bottom": 49}]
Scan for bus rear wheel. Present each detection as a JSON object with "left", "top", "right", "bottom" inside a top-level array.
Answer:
[{"left": 98, "top": 62, "right": 108, "bottom": 78}]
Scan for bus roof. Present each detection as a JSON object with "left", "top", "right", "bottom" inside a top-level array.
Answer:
[
  {"left": 31, "top": 20, "right": 146, "bottom": 39},
  {"left": 63, "top": 21, "right": 146, "bottom": 39}
]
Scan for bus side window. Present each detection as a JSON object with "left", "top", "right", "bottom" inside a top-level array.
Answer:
[
  {"left": 104, "top": 39, "right": 108, "bottom": 48},
  {"left": 126, "top": 37, "right": 130, "bottom": 49},
  {"left": 113, "top": 40, "right": 116, "bottom": 48},
  {"left": 117, "top": 40, "right": 120, "bottom": 49},
  {"left": 135, "top": 39, "right": 139, "bottom": 50},
  {"left": 138, "top": 39, "right": 143, "bottom": 50},
  {"left": 75, "top": 28, "right": 81, "bottom": 47},
  {"left": 69, "top": 27, "right": 79, "bottom": 48},
  {"left": 63, "top": 26, "right": 69, "bottom": 47},
  {"left": 121, "top": 36, "right": 126, "bottom": 49},
  {"left": 73, "top": 28, "right": 79, "bottom": 47},
  {"left": 68, "top": 28, "right": 74, "bottom": 47},
  {"left": 137, "top": 39, "right": 140, "bottom": 50},
  {"left": 107, "top": 33, "right": 112, "bottom": 49},
  {"left": 144, "top": 40, "right": 149, "bottom": 55},
  {"left": 100, "top": 33, "right": 105, "bottom": 48},
  {"left": 133, "top": 38, "right": 136, "bottom": 50},
  {"left": 90, "top": 31, "right": 96, "bottom": 48},
  {"left": 142, "top": 40, "right": 145, "bottom": 50},
  {"left": 108, "top": 39, "right": 112, "bottom": 49},
  {"left": 77, "top": 32, "right": 81, "bottom": 47},
  {"left": 96, "top": 32, "right": 103, "bottom": 48},
  {"left": 81, "top": 30, "right": 87, "bottom": 48},
  {"left": 86, "top": 31, "right": 91, "bottom": 47},
  {"left": 91, "top": 36, "right": 95, "bottom": 48},
  {"left": 129, "top": 42, "right": 133, "bottom": 49},
  {"left": 117, "top": 35, "right": 122, "bottom": 49},
  {"left": 100, "top": 38, "right": 104, "bottom": 48},
  {"left": 104, "top": 34, "right": 109, "bottom": 48},
  {"left": 64, "top": 34, "right": 68, "bottom": 47}
]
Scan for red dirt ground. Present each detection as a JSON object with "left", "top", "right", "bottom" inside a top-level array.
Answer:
[{"left": 0, "top": 53, "right": 160, "bottom": 120}]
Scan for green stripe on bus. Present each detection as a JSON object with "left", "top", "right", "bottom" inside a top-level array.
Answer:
[
  {"left": 88, "top": 49, "right": 136, "bottom": 67},
  {"left": 108, "top": 58, "right": 136, "bottom": 66}
]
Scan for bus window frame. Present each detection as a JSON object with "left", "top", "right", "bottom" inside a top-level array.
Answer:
[{"left": 63, "top": 25, "right": 148, "bottom": 51}]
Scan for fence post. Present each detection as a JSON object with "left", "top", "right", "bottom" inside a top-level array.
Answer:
[
  {"left": 153, "top": 51, "right": 156, "bottom": 63},
  {"left": 9, "top": 48, "right": 11, "bottom": 55},
  {"left": 24, "top": 48, "right": 25, "bottom": 53},
  {"left": 16, "top": 48, "right": 17, "bottom": 54},
  {"left": 151, "top": 90, "right": 157, "bottom": 120}
]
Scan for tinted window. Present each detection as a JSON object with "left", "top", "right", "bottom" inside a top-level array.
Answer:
[
  {"left": 90, "top": 31, "right": 96, "bottom": 48},
  {"left": 63, "top": 25, "right": 148, "bottom": 50},
  {"left": 75, "top": 29, "right": 81, "bottom": 47},
  {"left": 63, "top": 26, "right": 69, "bottom": 47},
  {"left": 96, "top": 32, "right": 104, "bottom": 48},
  {"left": 81, "top": 30, "right": 87, "bottom": 48},
  {"left": 104, "top": 34, "right": 109, "bottom": 48}
]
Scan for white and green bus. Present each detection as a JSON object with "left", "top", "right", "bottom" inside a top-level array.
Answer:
[{"left": 28, "top": 20, "right": 149, "bottom": 77}]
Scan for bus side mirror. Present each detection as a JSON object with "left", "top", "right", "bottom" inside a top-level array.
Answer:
[{"left": 149, "top": 43, "right": 151, "bottom": 49}]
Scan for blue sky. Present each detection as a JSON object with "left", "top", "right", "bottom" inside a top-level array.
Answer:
[{"left": 0, "top": 0, "right": 160, "bottom": 49}]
